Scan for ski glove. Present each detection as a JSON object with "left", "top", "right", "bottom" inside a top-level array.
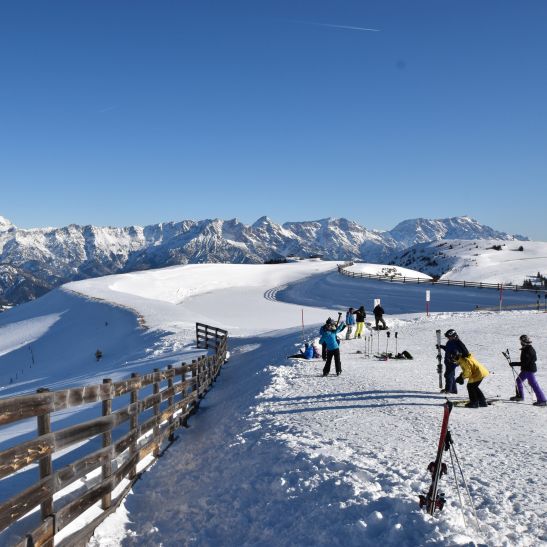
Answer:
[
  {"left": 509, "top": 362, "right": 520, "bottom": 367},
  {"left": 456, "top": 374, "right": 464, "bottom": 385}
]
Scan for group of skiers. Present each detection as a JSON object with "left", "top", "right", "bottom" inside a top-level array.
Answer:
[
  {"left": 289, "top": 309, "right": 547, "bottom": 407},
  {"left": 344, "top": 304, "right": 387, "bottom": 340},
  {"left": 438, "top": 329, "right": 546, "bottom": 407},
  {"left": 317, "top": 304, "right": 388, "bottom": 376}
]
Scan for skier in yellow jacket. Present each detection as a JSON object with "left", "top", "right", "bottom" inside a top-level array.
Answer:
[{"left": 455, "top": 352, "right": 489, "bottom": 408}]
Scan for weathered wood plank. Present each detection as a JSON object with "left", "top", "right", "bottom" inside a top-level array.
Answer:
[
  {"left": 0, "top": 428, "right": 138, "bottom": 532},
  {"left": 56, "top": 478, "right": 135, "bottom": 547},
  {"left": 55, "top": 452, "right": 139, "bottom": 532},
  {"left": 0, "top": 391, "right": 54, "bottom": 426},
  {"left": 13, "top": 515, "right": 54, "bottom": 547},
  {"left": 0, "top": 409, "right": 132, "bottom": 479}
]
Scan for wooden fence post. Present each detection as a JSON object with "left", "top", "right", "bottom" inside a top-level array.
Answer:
[
  {"left": 192, "top": 359, "right": 200, "bottom": 410},
  {"left": 101, "top": 379, "right": 112, "bottom": 510},
  {"left": 36, "top": 387, "right": 54, "bottom": 546},
  {"left": 129, "top": 373, "right": 139, "bottom": 480},
  {"left": 180, "top": 363, "right": 190, "bottom": 428},
  {"left": 167, "top": 365, "right": 175, "bottom": 442},
  {"left": 153, "top": 369, "right": 161, "bottom": 457}
]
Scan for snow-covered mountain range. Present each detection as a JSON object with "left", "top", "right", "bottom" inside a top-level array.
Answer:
[{"left": 0, "top": 214, "right": 527, "bottom": 306}]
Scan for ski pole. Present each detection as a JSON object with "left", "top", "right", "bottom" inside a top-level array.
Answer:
[
  {"left": 448, "top": 441, "right": 468, "bottom": 530},
  {"left": 377, "top": 329, "right": 380, "bottom": 355},
  {"left": 502, "top": 349, "right": 519, "bottom": 397},
  {"left": 502, "top": 349, "right": 533, "bottom": 398},
  {"left": 449, "top": 437, "right": 483, "bottom": 537},
  {"left": 385, "top": 331, "right": 391, "bottom": 356}
]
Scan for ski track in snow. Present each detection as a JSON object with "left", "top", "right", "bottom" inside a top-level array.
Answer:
[
  {"left": 91, "top": 312, "right": 547, "bottom": 547},
  {"left": 263, "top": 284, "right": 288, "bottom": 302}
]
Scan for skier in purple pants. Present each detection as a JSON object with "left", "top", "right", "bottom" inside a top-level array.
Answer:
[{"left": 509, "top": 335, "right": 547, "bottom": 406}]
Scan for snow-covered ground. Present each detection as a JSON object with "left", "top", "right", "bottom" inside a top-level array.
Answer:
[
  {"left": 395, "top": 240, "right": 547, "bottom": 286},
  {"left": 1, "top": 260, "right": 546, "bottom": 546},
  {"left": 346, "top": 262, "right": 432, "bottom": 280}
]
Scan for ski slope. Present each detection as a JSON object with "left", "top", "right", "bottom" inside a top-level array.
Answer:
[{"left": 0, "top": 260, "right": 546, "bottom": 546}]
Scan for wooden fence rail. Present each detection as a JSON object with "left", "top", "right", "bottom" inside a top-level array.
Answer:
[
  {"left": 0, "top": 323, "right": 228, "bottom": 547},
  {"left": 337, "top": 262, "right": 547, "bottom": 294}
]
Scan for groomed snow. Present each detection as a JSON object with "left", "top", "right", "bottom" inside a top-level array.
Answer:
[
  {"left": 0, "top": 260, "right": 546, "bottom": 546},
  {"left": 346, "top": 263, "right": 432, "bottom": 280}
]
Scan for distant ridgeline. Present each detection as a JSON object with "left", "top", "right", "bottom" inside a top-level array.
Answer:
[{"left": 0, "top": 214, "right": 527, "bottom": 306}]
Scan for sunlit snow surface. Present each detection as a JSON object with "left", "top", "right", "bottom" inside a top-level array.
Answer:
[{"left": 0, "top": 260, "right": 545, "bottom": 546}]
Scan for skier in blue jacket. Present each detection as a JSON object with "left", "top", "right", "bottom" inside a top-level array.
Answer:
[
  {"left": 345, "top": 307, "right": 356, "bottom": 339},
  {"left": 319, "top": 321, "right": 346, "bottom": 376},
  {"left": 288, "top": 343, "right": 315, "bottom": 360}
]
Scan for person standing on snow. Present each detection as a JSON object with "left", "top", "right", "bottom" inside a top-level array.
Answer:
[
  {"left": 455, "top": 351, "right": 489, "bottom": 408},
  {"left": 509, "top": 335, "right": 547, "bottom": 406},
  {"left": 437, "top": 329, "right": 469, "bottom": 394},
  {"left": 319, "top": 318, "right": 333, "bottom": 361},
  {"left": 345, "top": 307, "right": 356, "bottom": 339},
  {"left": 319, "top": 320, "right": 346, "bottom": 376},
  {"left": 353, "top": 306, "right": 366, "bottom": 338},
  {"left": 373, "top": 303, "right": 387, "bottom": 330}
]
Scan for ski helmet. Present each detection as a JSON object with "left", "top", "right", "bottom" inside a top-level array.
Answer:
[
  {"left": 519, "top": 334, "right": 532, "bottom": 345},
  {"left": 444, "top": 329, "right": 457, "bottom": 338},
  {"left": 326, "top": 317, "right": 333, "bottom": 325}
]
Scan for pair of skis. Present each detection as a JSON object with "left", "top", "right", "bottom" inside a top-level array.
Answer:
[
  {"left": 419, "top": 400, "right": 452, "bottom": 514},
  {"left": 419, "top": 400, "right": 481, "bottom": 537}
]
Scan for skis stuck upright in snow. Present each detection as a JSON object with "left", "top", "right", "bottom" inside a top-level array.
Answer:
[
  {"left": 435, "top": 329, "right": 443, "bottom": 390},
  {"left": 419, "top": 400, "right": 453, "bottom": 515}
]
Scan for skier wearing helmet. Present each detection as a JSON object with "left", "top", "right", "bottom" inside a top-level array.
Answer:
[
  {"left": 437, "top": 329, "right": 469, "bottom": 394},
  {"left": 509, "top": 335, "right": 547, "bottom": 406}
]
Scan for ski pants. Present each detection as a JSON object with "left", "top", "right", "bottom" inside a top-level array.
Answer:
[
  {"left": 354, "top": 322, "right": 364, "bottom": 338},
  {"left": 375, "top": 316, "right": 386, "bottom": 330},
  {"left": 467, "top": 379, "right": 487, "bottom": 407},
  {"left": 516, "top": 371, "right": 547, "bottom": 403},
  {"left": 345, "top": 324, "right": 354, "bottom": 340},
  {"left": 321, "top": 342, "right": 327, "bottom": 361},
  {"left": 444, "top": 362, "right": 458, "bottom": 394},
  {"left": 323, "top": 348, "right": 341, "bottom": 375}
]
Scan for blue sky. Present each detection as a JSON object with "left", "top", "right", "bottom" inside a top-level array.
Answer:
[{"left": 1, "top": 1, "right": 546, "bottom": 239}]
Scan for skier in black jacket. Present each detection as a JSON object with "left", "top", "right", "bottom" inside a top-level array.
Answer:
[
  {"left": 437, "top": 329, "right": 469, "bottom": 394},
  {"left": 509, "top": 335, "right": 547, "bottom": 406},
  {"left": 373, "top": 304, "right": 386, "bottom": 330},
  {"left": 353, "top": 306, "right": 367, "bottom": 338}
]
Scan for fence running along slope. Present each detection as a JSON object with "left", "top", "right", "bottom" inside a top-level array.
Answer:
[
  {"left": 0, "top": 322, "right": 228, "bottom": 547},
  {"left": 337, "top": 262, "right": 547, "bottom": 294}
]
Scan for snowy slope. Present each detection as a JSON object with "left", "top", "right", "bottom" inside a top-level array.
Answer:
[
  {"left": 392, "top": 239, "right": 547, "bottom": 285},
  {"left": 0, "top": 260, "right": 546, "bottom": 546}
]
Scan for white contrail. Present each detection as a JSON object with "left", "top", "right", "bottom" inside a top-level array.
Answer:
[{"left": 306, "top": 22, "right": 380, "bottom": 32}]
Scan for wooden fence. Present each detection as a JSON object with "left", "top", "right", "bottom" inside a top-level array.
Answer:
[
  {"left": 337, "top": 262, "right": 547, "bottom": 294},
  {"left": 0, "top": 322, "right": 228, "bottom": 547}
]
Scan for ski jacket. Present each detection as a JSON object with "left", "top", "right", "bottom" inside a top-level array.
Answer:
[
  {"left": 373, "top": 305, "right": 384, "bottom": 317},
  {"left": 346, "top": 312, "right": 356, "bottom": 325},
  {"left": 456, "top": 354, "right": 489, "bottom": 383},
  {"left": 441, "top": 338, "right": 470, "bottom": 364},
  {"left": 303, "top": 345, "right": 314, "bottom": 359},
  {"left": 511, "top": 345, "right": 537, "bottom": 372},
  {"left": 354, "top": 307, "right": 366, "bottom": 322},
  {"left": 319, "top": 323, "right": 346, "bottom": 351}
]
